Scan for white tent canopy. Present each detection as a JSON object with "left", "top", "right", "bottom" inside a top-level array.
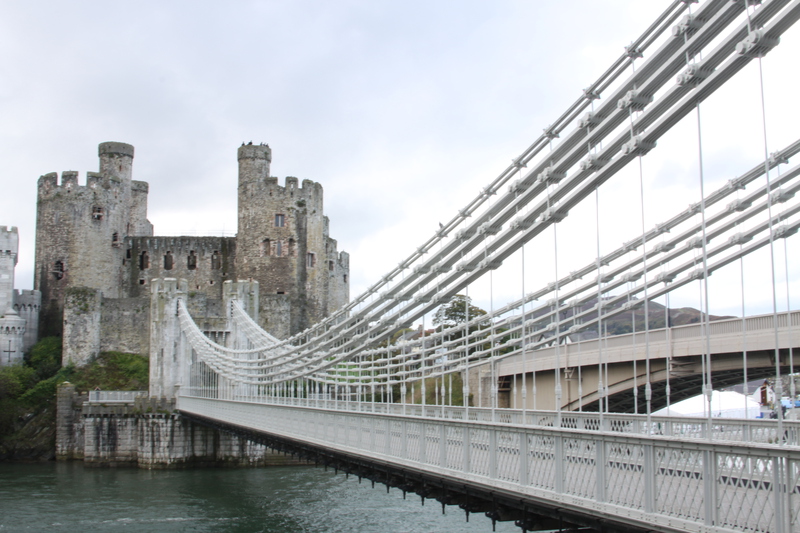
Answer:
[{"left": 653, "top": 390, "right": 761, "bottom": 419}]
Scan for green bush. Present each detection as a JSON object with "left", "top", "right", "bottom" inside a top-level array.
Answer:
[
  {"left": 17, "top": 372, "right": 65, "bottom": 407},
  {"left": 26, "top": 337, "right": 62, "bottom": 381},
  {"left": 0, "top": 365, "right": 37, "bottom": 400},
  {"left": 1, "top": 338, "right": 66, "bottom": 455}
]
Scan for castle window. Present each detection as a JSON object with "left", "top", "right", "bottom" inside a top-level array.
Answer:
[
  {"left": 275, "top": 214, "right": 285, "bottom": 227},
  {"left": 92, "top": 206, "right": 104, "bottom": 220},
  {"left": 277, "top": 291, "right": 285, "bottom": 295},
  {"left": 211, "top": 251, "right": 221, "bottom": 270},
  {"left": 288, "top": 238, "right": 295, "bottom": 257},
  {"left": 164, "top": 251, "right": 174, "bottom": 270},
  {"left": 328, "top": 260, "right": 335, "bottom": 271},
  {"left": 112, "top": 232, "right": 120, "bottom": 247},
  {"left": 53, "top": 261, "right": 64, "bottom": 280},
  {"left": 187, "top": 251, "right": 197, "bottom": 270},
  {"left": 126, "top": 249, "right": 131, "bottom": 259},
  {"left": 275, "top": 241, "right": 283, "bottom": 257},
  {"left": 260, "top": 239, "right": 270, "bottom": 257},
  {"left": 139, "top": 279, "right": 146, "bottom": 285},
  {"left": 344, "top": 274, "right": 348, "bottom": 283},
  {"left": 139, "top": 251, "right": 150, "bottom": 270},
  {"left": 306, "top": 252, "right": 316, "bottom": 268}
]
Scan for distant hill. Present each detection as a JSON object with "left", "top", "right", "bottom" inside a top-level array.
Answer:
[{"left": 525, "top": 297, "right": 733, "bottom": 340}]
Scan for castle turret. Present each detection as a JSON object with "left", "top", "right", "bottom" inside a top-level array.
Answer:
[
  {"left": 237, "top": 144, "right": 272, "bottom": 188},
  {"left": 98, "top": 142, "right": 134, "bottom": 183}
]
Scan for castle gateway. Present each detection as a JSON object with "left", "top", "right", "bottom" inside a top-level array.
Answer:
[{"left": 35, "top": 142, "right": 349, "bottom": 364}]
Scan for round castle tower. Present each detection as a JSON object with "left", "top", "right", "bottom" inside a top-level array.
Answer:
[
  {"left": 34, "top": 142, "right": 152, "bottom": 336},
  {"left": 235, "top": 144, "right": 348, "bottom": 338}
]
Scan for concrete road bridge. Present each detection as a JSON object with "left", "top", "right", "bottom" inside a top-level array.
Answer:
[{"left": 492, "top": 310, "right": 800, "bottom": 413}]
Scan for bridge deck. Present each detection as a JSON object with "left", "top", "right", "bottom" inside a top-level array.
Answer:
[
  {"left": 497, "top": 311, "right": 800, "bottom": 377},
  {"left": 178, "top": 396, "right": 800, "bottom": 533}
]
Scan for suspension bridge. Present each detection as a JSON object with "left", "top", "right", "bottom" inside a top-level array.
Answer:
[{"left": 147, "top": 1, "right": 800, "bottom": 531}]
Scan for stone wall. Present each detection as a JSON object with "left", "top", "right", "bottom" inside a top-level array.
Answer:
[
  {"left": 467, "top": 363, "right": 500, "bottom": 409},
  {"left": 57, "top": 384, "right": 305, "bottom": 468},
  {"left": 98, "top": 297, "right": 150, "bottom": 355},
  {"left": 56, "top": 383, "right": 86, "bottom": 460},
  {"left": 14, "top": 289, "right": 41, "bottom": 352},
  {"left": 122, "top": 236, "right": 236, "bottom": 300},
  {"left": 62, "top": 287, "right": 102, "bottom": 366}
]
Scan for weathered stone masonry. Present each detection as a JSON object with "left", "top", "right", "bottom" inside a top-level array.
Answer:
[
  {"left": 41, "top": 142, "right": 349, "bottom": 466},
  {"left": 35, "top": 141, "right": 349, "bottom": 365},
  {"left": 57, "top": 384, "right": 305, "bottom": 468}
]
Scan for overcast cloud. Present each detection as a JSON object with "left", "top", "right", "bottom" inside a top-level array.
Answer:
[{"left": 2, "top": 1, "right": 798, "bottom": 319}]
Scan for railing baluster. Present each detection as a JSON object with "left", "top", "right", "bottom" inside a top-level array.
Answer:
[{"left": 595, "top": 438, "right": 605, "bottom": 503}]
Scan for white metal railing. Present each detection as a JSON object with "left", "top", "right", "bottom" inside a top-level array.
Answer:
[
  {"left": 86, "top": 390, "right": 147, "bottom": 404},
  {"left": 178, "top": 396, "right": 800, "bottom": 533},
  {"left": 179, "top": 387, "right": 800, "bottom": 447}
]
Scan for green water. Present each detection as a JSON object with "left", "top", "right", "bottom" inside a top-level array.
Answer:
[{"left": 0, "top": 463, "right": 517, "bottom": 532}]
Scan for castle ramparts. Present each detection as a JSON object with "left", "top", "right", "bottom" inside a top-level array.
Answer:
[{"left": 34, "top": 141, "right": 348, "bottom": 362}]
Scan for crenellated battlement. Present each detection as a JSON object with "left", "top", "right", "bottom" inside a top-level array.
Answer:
[
  {"left": 150, "top": 278, "right": 188, "bottom": 296},
  {"left": 37, "top": 170, "right": 124, "bottom": 194},
  {"left": 237, "top": 143, "right": 271, "bottom": 161},
  {"left": 0, "top": 226, "right": 19, "bottom": 255},
  {"left": 15, "top": 289, "right": 41, "bottom": 304},
  {"left": 241, "top": 175, "right": 323, "bottom": 201},
  {"left": 87, "top": 172, "right": 122, "bottom": 188},
  {"left": 126, "top": 235, "right": 234, "bottom": 252},
  {"left": 0, "top": 323, "right": 25, "bottom": 335}
]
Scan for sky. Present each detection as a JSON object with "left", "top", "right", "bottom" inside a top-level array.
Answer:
[{"left": 2, "top": 0, "right": 799, "bottom": 320}]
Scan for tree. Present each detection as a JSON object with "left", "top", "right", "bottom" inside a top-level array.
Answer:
[{"left": 433, "top": 295, "right": 490, "bottom": 336}]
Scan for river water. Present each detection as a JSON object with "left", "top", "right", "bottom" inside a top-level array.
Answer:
[{"left": 0, "top": 463, "right": 518, "bottom": 532}]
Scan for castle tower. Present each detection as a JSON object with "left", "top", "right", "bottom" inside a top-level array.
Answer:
[
  {"left": 0, "top": 226, "right": 37, "bottom": 365},
  {"left": 235, "top": 144, "right": 349, "bottom": 338},
  {"left": 0, "top": 226, "right": 19, "bottom": 317},
  {"left": 34, "top": 142, "right": 152, "bottom": 336}
]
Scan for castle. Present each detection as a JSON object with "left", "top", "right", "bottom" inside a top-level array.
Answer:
[
  {"left": 33, "top": 141, "right": 349, "bottom": 366},
  {"left": 0, "top": 226, "right": 40, "bottom": 366}
]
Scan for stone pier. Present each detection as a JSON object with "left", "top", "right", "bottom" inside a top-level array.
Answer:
[{"left": 57, "top": 383, "right": 307, "bottom": 468}]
